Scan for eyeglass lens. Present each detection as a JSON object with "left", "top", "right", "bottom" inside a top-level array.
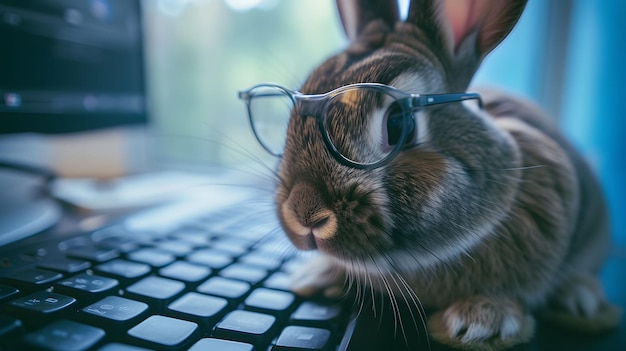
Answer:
[
  {"left": 322, "top": 88, "right": 409, "bottom": 165},
  {"left": 248, "top": 85, "right": 293, "bottom": 156}
]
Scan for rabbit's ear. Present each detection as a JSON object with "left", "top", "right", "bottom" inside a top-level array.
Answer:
[
  {"left": 443, "top": 0, "right": 527, "bottom": 54},
  {"left": 407, "top": 0, "right": 527, "bottom": 89},
  {"left": 336, "top": 0, "right": 400, "bottom": 41}
]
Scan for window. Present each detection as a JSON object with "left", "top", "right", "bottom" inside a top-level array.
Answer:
[{"left": 142, "top": 0, "right": 344, "bottom": 168}]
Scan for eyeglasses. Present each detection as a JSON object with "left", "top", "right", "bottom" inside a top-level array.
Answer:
[{"left": 238, "top": 82, "right": 482, "bottom": 170}]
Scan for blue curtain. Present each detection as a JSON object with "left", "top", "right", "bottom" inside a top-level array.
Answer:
[
  {"left": 561, "top": 0, "right": 626, "bottom": 245},
  {"left": 473, "top": 0, "right": 626, "bottom": 245}
]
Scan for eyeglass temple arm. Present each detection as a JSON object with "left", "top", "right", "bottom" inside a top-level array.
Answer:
[
  {"left": 238, "top": 91, "right": 290, "bottom": 100},
  {"left": 417, "top": 93, "right": 483, "bottom": 109}
]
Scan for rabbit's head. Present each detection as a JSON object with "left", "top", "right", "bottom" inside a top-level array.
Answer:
[{"left": 276, "top": 0, "right": 527, "bottom": 273}]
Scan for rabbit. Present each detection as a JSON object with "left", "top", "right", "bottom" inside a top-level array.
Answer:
[{"left": 272, "top": 0, "right": 622, "bottom": 349}]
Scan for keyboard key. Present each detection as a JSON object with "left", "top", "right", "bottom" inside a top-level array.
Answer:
[
  {"left": 186, "top": 249, "right": 233, "bottom": 269},
  {"left": 281, "top": 258, "right": 309, "bottom": 274},
  {"left": 1, "top": 268, "right": 63, "bottom": 292},
  {"left": 38, "top": 257, "right": 91, "bottom": 274},
  {"left": 0, "top": 284, "right": 20, "bottom": 302},
  {"left": 24, "top": 319, "right": 105, "bottom": 351},
  {"left": 154, "top": 240, "right": 195, "bottom": 257},
  {"left": 127, "top": 248, "right": 176, "bottom": 268},
  {"left": 213, "top": 310, "right": 276, "bottom": 347},
  {"left": 58, "top": 236, "right": 90, "bottom": 251},
  {"left": 290, "top": 302, "right": 342, "bottom": 328},
  {"left": 244, "top": 288, "right": 296, "bottom": 318},
  {"left": 188, "top": 338, "right": 253, "bottom": 351},
  {"left": 239, "top": 251, "right": 283, "bottom": 270},
  {"left": 54, "top": 273, "right": 119, "bottom": 304},
  {"left": 126, "top": 276, "right": 185, "bottom": 309},
  {"left": 159, "top": 261, "right": 211, "bottom": 285},
  {"left": 211, "top": 238, "right": 252, "bottom": 257},
  {"left": 280, "top": 253, "right": 316, "bottom": 273},
  {"left": 95, "top": 236, "right": 139, "bottom": 253},
  {"left": 169, "top": 228, "right": 212, "bottom": 246},
  {"left": 254, "top": 238, "right": 293, "bottom": 256},
  {"left": 0, "top": 315, "right": 23, "bottom": 347},
  {"left": 97, "top": 343, "right": 153, "bottom": 351},
  {"left": 6, "top": 291, "right": 76, "bottom": 326},
  {"left": 219, "top": 264, "right": 268, "bottom": 285},
  {"left": 81, "top": 296, "right": 149, "bottom": 331},
  {"left": 91, "top": 225, "right": 160, "bottom": 246},
  {"left": 94, "top": 259, "right": 151, "bottom": 285},
  {"left": 230, "top": 225, "right": 275, "bottom": 241},
  {"left": 263, "top": 272, "right": 292, "bottom": 291},
  {"left": 66, "top": 246, "right": 120, "bottom": 263},
  {"left": 167, "top": 292, "right": 228, "bottom": 330},
  {"left": 128, "top": 315, "right": 199, "bottom": 351},
  {"left": 272, "top": 326, "right": 331, "bottom": 351},
  {"left": 197, "top": 277, "right": 250, "bottom": 304},
  {"left": 91, "top": 225, "right": 147, "bottom": 242}
]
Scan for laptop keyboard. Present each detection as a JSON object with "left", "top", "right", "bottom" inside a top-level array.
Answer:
[{"left": 0, "top": 204, "right": 355, "bottom": 351}]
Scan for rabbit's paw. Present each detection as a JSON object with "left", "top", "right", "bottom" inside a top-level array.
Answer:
[
  {"left": 428, "top": 296, "right": 534, "bottom": 351},
  {"left": 289, "top": 255, "right": 346, "bottom": 298},
  {"left": 544, "top": 274, "right": 622, "bottom": 333}
]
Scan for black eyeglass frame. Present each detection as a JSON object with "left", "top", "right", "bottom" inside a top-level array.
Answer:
[{"left": 238, "top": 82, "right": 483, "bottom": 170}]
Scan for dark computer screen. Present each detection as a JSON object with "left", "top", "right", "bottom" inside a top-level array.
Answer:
[{"left": 0, "top": 0, "right": 147, "bottom": 134}]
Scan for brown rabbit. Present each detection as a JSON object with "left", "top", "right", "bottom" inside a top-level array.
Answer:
[{"left": 245, "top": 0, "right": 622, "bottom": 349}]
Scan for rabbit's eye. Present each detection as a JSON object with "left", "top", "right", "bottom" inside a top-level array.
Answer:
[{"left": 385, "top": 103, "right": 415, "bottom": 146}]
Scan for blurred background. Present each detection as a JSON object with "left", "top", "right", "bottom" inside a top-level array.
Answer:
[{"left": 141, "top": 0, "right": 344, "bottom": 167}]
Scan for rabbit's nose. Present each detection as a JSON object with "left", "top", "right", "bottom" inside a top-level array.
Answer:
[
  {"left": 280, "top": 182, "right": 338, "bottom": 247},
  {"left": 307, "top": 211, "right": 337, "bottom": 241},
  {"left": 310, "top": 216, "right": 329, "bottom": 230}
]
